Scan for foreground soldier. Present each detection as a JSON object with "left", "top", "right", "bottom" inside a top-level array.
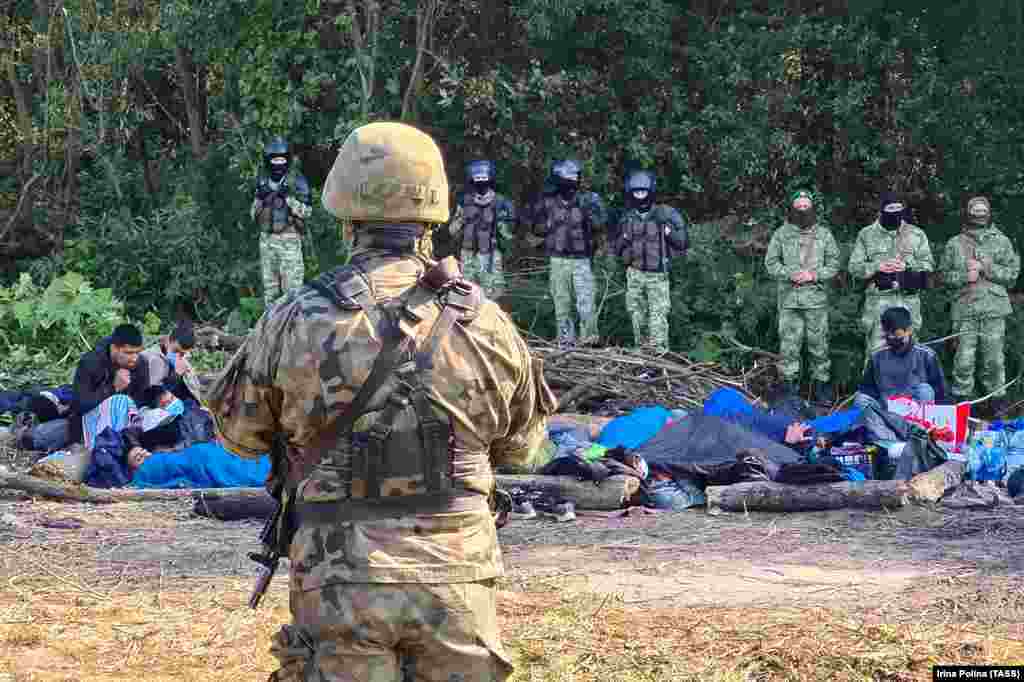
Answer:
[
  {"left": 208, "top": 122, "right": 555, "bottom": 681},
  {"left": 447, "top": 159, "right": 516, "bottom": 299},
  {"left": 848, "top": 192, "right": 934, "bottom": 360},
  {"left": 251, "top": 136, "right": 313, "bottom": 307},
  {"left": 941, "top": 196, "right": 1020, "bottom": 413},
  {"left": 764, "top": 190, "right": 840, "bottom": 403},
  {"left": 614, "top": 169, "right": 688, "bottom": 352},
  {"left": 527, "top": 159, "right": 608, "bottom": 345}
]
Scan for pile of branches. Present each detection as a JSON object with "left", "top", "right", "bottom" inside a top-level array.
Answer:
[{"left": 528, "top": 336, "right": 782, "bottom": 412}]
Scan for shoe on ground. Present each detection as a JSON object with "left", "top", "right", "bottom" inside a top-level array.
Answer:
[
  {"left": 544, "top": 501, "right": 576, "bottom": 523},
  {"left": 512, "top": 501, "right": 537, "bottom": 518}
]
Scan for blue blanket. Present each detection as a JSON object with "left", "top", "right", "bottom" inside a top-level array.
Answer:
[
  {"left": 130, "top": 441, "right": 270, "bottom": 489},
  {"left": 597, "top": 406, "right": 672, "bottom": 449},
  {"left": 703, "top": 388, "right": 862, "bottom": 442}
]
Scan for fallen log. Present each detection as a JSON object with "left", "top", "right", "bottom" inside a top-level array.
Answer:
[
  {"left": 0, "top": 466, "right": 266, "bottom": 503},
  {"left": 192, "top": 490, "right": 277, "bottom": 520},
  {"left": 706, "top": 460, "right": 967, "bottom": 513},
  {"left": 495, "top": 474, "right": 639, "bottom": 510}
]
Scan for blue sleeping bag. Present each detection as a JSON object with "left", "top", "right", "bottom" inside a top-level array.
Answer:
[
  {"left": 130, "top": 441, "right": 270, "bottom": 489},
  {"left": 703, "top": 388, "right": 862, "bottom": 441},
  {"left": 597, "top": 406, "right": 672, "bottom": 450}
]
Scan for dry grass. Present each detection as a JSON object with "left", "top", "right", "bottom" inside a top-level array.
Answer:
[{"left": 500, "top": 587, "right": 1024, "bottom": 682}]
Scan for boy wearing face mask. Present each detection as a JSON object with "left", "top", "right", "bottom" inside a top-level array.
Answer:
[
  {"left": 854, "top": 307, "right": 948, "bottom": 442},
  {"left": 940, "top": 196, "right": 1020, "bottom": 414},
  {"left": 142, "top": 320, "right": 200, "bottom": 402},
  {"left": 848, "top": 192, "right": 934, "bottom": 363}
]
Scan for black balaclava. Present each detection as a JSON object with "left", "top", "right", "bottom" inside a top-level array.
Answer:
[
  {"left": 789, "top": 190, "right": 816, "bottom": 229},
  {"left": 625, "top": 170, "right": 655, "bottom": 213},
  {"left": 879, "top": 192, "right": 905, "bottom": 230}
]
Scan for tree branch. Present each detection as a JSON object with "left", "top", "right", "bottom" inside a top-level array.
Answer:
[{"left": 0, "top": 172, "right": 43, "bottom": 246}]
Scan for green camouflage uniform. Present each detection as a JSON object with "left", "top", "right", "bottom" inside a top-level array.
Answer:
[
  {"left": 206, "top": 249, "right": 555, "bottom": 682},
  {"left": 848, "top": 221, "right": 934, "bottom": 359},
  {"left": 615, "top": 205, "right": 688, "bottom": 352},
  {"left": 764, "top": 221, "right": 840, "bottom": 383},
  {"left": 448, "top": 193, "right": 516, "bottom": 299},
  {"left": 941, "top": 224, "right": 1020, "bottom": 398},
  {"left": 252, "top": 170, "right": 313, "bottom": 307},
  {"left": 529, "top": 192, "right": 608, "bottom": 344}
]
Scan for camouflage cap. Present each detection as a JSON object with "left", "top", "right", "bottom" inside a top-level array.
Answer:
[
  {"left": 322, "top": 122, "right": 450, "bottom": 224},
  {"left": 790, "top": 189, "right": 814, "bottom": 210}
]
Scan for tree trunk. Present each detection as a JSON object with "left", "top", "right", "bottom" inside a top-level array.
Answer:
[
  {"left": 174, "top": 45, "right": 206, "bottom": 159},
  {"left": 494, "top": 474, "right": 640, "bottom": 510},
  {"left": 347, "top": 0, "right": 380, "bottom": 118},
  {"left": 401, "top": 0, "right": 438, "bottom": 121},
  {"left": 705, "top": 461, "right": 966, "bottom": 513},
  {"left": 193, "top": 491, "right": 277, "bottom": 520},
  {"left": 0, "top": 466, "right": 267, "bottom": 503}
]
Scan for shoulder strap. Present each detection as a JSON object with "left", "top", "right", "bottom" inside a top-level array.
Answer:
[{"left": 301, "top": 256, "right": 482, "bottom": 465}]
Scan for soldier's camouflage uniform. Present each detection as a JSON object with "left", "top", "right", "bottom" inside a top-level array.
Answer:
[
  {"left": 252, "top": 170, "right": 313, "bottom": 307},
  {"left": 614, "top": 205, "right": 688, "bottom": 352},
  {"left": 764, "top": 221, "right": 840, "bottom": 384},
  {"left": 848, "top": 220, "right": 934, "bottom": 359},
  {"left": 941, "top": 221, "right": 1020, "bottom": 398},
  {"left": 207, "top": 250, "right": 554, "bottom": 681},
  {"left": 528, "top": 192, "right": 607, "bottom": 344},
  {"left": 448, "top": 193, "right": 516, "bottom": 299}
]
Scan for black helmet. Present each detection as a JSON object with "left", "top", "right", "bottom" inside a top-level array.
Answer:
[
  {"left": 264, "top": 136, "right": 290, "bottom": 181},
  {"left": 551, "top": 159, "right": 581, "bottom": 199},
  {"left": 625, "top": 170, "right": 655, "bottom": 211},
  {"left": 465, "top": 160, "right": 496, "bottom": 196}
]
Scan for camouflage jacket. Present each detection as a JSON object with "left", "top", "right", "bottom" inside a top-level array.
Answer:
[
  {"left": 848, "top": 221, "right": 934, "bottom": 296},
  {"left": 447, "top": 193, "right": 516, "bottom": 254},
  {"left": 764, "top": 222, "right": 840, "bottom": 309},
  {"left": 205, "top": 249, "right": 555, "bottom": 585},
  {"left": 941, "top": 225, "right": 1020, "bottom": 321},
  {"left": 614, "top": 205, "right": 688, "bottom": 273}
]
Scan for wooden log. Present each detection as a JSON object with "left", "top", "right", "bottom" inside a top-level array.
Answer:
[
  {"left": 0, "top": 466, "right": 266, "bottom": 503},
  {"left": 705, "top": 461, "right": 968, "bottom": 514},
  {"left": 192, "top": 491, "right": 277, "bottom": 520},
  {"left": 705, "top": 479, "right": 911, "bottom": 513},
  {"left": 495, "top": 474, "right": 639, "bottom": 510},
  {"left": 905, "top": 460, "right": 966, "bottom": 504}
]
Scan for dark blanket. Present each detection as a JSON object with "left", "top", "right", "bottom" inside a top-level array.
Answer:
[
  {"left": 635, "top": 414, "right": 803, "bottom": 485},
  {"left": 83, "top": 427, "right": 132, "bottom": 488}
]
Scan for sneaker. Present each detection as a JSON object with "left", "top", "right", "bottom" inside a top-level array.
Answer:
[
  {"left": 545, "top": 501, "right": 576, "bottom": 523},
  {"left": 512, "top": 501, "right": 537, "bottom": 518}
]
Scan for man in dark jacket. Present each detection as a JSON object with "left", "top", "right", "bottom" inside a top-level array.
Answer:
[
  {"left": 69, "top": 323, "right": 150, "bottom": 445},
  {"left": 853, "top": 306, "right": 947, "bottom": 441}
]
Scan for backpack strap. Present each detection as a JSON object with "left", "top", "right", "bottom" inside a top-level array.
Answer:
[{"left": 308, "top": 263, "right": 380, "bottom": 330}]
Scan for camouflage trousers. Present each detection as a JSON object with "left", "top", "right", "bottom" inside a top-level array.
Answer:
[
  {"left": 260, "top": 232, "right": 305, "bottom": 307},
  {"left": 461, "top": 248, "right": 505, "bottom": 300},
  {"left": 862, "top": 294, "right": 922, "bottom": 362},
  {"left": 625, "top": 268, "right": 670, "bottom": 352},
  {"left": 952, "top": 316, "right": 1007, "bottom": 398},
  {"left": 550, "top": 256, "right": 597, "bottom": 344},
  {"left": 269, "top": 580, "right": 513, "bottom": 682},
  {"left": 778, "top": 306, "right": 830, "bottom": 383}
]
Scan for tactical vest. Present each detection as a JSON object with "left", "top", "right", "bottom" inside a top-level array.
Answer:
[
  {"left": 543, "top": 196, "right": 590, "bottom": 258},
  {"left": 621, "top": 210, "right": 668, "bottom": 272},
  {"left": 299, "top": 258, "right": 488, "bottom": 517},
  {"left": 461, "top": 201, "right": 497, "bottom": 254},
  {"left": 258, "top": 187, "right": 294, "bottom": 235}
]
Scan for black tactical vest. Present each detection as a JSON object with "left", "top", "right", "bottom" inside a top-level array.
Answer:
[
  {"left": 461, "top": 202, "right": 497, "bottom": 254},
  {"left": 621, "top": 211, "right": 668, "bottom": 272},
  {"left": 543, "top": 196, "right": 590, "bottom": 258}
]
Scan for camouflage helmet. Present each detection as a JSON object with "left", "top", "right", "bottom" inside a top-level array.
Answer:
[{"left": 322, "top": 122, "right": 450, "bottom": 224}]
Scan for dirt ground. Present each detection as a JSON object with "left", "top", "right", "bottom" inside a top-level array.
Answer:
[{"left": 0, "top": 465, "right": 1021, "bottom": 680}]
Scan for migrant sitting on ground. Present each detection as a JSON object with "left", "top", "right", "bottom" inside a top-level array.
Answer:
[
  {"left": 853, "top": 306, "right": 947, "bottom": 442},
  {"left": 69, "top": 323, "right": 151, "bottom": 449},
  {"left": 141, "top": 319, "right": 201, "bottom": 402}
]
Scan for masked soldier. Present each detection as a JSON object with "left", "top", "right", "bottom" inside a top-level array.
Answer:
[
  {"left": 447, "top": 160, "right": 516, "bottom": 299},
  {"left": 848, "top": 192, "right": 934, "bottom": 361},
  {"left": 207, "top": 122, "right": 555, "bottom": 682},
  {"left": 614, "top": 170, "right": 688, "bottom": 352},
  {"left": 527, "top": 159, "right": 608, "bottom": 345},
  {"left": 251, "top": 136, "right": 313, "bottom": 307},
  {"left": 764, "top": 190, "right": 841, "bottom": 403},
  {"left": 940, "top": 196, "right": 1020, "bottom": 412}
]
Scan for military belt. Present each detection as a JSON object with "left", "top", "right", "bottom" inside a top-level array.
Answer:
[{"left": 295, "top": 492, "right": 489, "bottom": 524}]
